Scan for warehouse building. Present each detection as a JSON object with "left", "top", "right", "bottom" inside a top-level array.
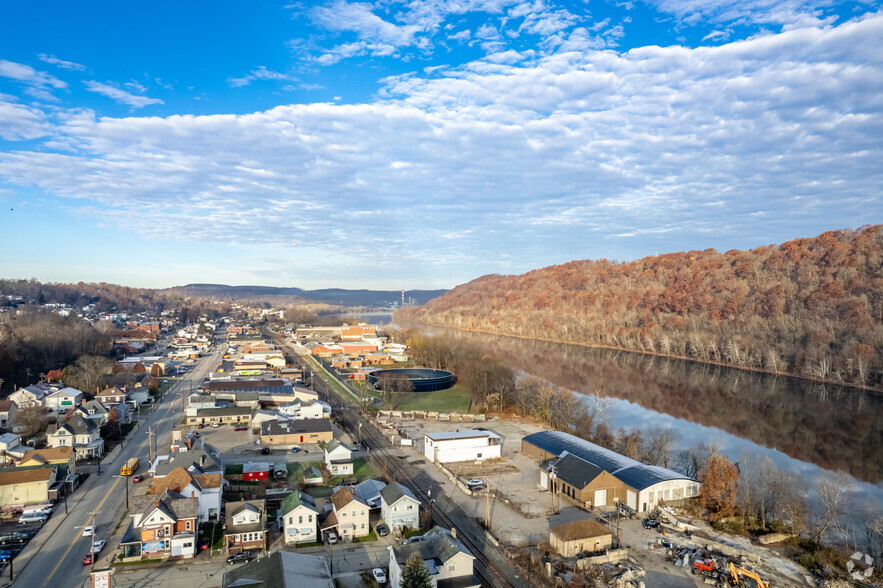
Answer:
[
  {"left": 523, "top": 430, "right": 699, "bottom": 513},
  {"left": 423, "top": 429, "right": 502, "bottom": 464}
]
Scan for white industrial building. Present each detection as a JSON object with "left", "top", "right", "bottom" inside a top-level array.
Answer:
[{"left": 423, "top": 429, "right": 502, "bottom": 464}]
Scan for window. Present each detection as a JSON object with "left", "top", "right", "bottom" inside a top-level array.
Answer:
[
  {"left": 341, "top": 512, "right": 346, "bottom": 518},
  {"left": 186, "top": 521, "right": 191, "bottom": 531},
  {"left": 448, "top": 565, "right": 456, "bottom": 571},
  {"left": 308, "top": 515, "right": 313, "bottom": 522},
  {"left": 477, "top": 453, "right": 482, "bottom": 458},
  {"left": 407, "top": 505, "right": 413, "bottom": 510},
  {"left": 298, "top": 515, "right": 303, "bottom": 524},
  {"left": 289, "top": 517, "right": 293, "bottom": 524},
  {"left": 360, "top": 510, "right": 365, "bottom": 516},
  {"left": 361, "top": 523, "right": 365, "bottom": 529}
]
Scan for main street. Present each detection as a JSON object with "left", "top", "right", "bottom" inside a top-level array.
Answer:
[{"left": 8, "top": 343, "right": 225, "bottom": 588}]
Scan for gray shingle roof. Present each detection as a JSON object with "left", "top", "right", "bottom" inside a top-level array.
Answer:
[
  {"left": 380, "top": 481, "right": 417, "bottom": 506},
  {"left": 222, "top": 551, "right": 333, "bottom": 588},
  {"left": 551, "top": 453, "right": 605, "bottom": 490}
]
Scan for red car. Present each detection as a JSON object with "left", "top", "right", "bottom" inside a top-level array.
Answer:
[
  {"left": 83, "top": 552, "right": 94, "bottom": 566},
  {"left": 132, "top": 474, "right": 144, "bottom": 483},
  {"left": 199, "top": 537, "right": 211, "bottom": 551},
  {"left": 233, "top": 426, "right": 248, "bottom": 431}
]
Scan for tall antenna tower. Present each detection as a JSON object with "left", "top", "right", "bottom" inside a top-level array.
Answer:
[{"left": 401, "top": 289, "right": 405, "bottom": 307}]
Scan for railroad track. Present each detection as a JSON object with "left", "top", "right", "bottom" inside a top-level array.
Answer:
[{"left": 266, "top": 328, "right": 522, "bottom": 588}]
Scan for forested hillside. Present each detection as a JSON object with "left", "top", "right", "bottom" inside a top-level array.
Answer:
[{"left": 397, "top": 226, "right": 883, "bottom": 388}]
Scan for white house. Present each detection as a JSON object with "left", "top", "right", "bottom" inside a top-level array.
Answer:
[
  {"left": 324, "top": 487, "right": 369, "bottom": 540},
  {"left": 324, "top": 440, "right": 354, "bottom": 476},
  {"left": 423, "top": 430, "right": 502, "bottom": 464},
  {"left": 0, "top": 400, "right": 18, "bottom": 430},
  {"left": 76, "top": 399, "right": 111, "bottom": 425},
  {"left": 280, "top": 491, "right": 318, "bottom": 545},
  {"left": 278, "top": 398, "right": 326, "bottom": 420},
  {"left": 388, "top": 527, "right": 479, "bottom": 588},
  {"left": 9, "top": 384, "right": 53, "bottom": 408},
  {"left": 380, "top": 482, "right": 420, "bottom": 531},
  {"left": 43, "top": 387, "right": 83, "bottom": 413},
  {"left": 128, "top": 385, "right": 152, "bottom": 406},
  {"left": 47, "top": 414, "right": 104, "bottom": 458},
  {"left": 0, "top": 433, "right": 27, "bottom": 461},
  {"left": 151, "top": 466, "right": 223, "bottom": 522}
]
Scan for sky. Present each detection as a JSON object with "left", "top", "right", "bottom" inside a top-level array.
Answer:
[{"left": 0, "top": 1, "right": 881, "bottom": 290}]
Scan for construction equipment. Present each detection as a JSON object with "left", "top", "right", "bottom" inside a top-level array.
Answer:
[
  {"left": 692, "top": 558, "right": 719, "bottom": 579},
  {"left": 716, "top": 562, "right": 769, "bottom": 588}
]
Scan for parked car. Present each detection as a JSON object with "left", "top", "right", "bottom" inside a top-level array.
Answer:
[
  {"left": 132, "top": 474, "right": 144, "bottom": 483},
  {"left": 83, "top": 552, "right": 94, "bottom": 566},
  {"left": 193, "top": 432, "right": 200, "bottom": 438},
  {"left": 197, "top": 424, "right": 205, "bottom": 429},
  {"left": 233, "top": 426, "right": 248, "bottom": 431},
  {"left": 92, "top": 539, "right": 106, "bottom": 553},
  {"left": 642, "top": 518, "right": 660, "bottom": 529},
  {"left": 465, "top": 479, "right": 485, "bottom": 490},
  {"left": 81, "top": 526, "right": 94, "bottom": 537},
  {"left": 226, "top": 551, "right": 253, "bottom": 564},
  {"left": 376, "top": 523, "right": 390, "bottom": 537},
  {"left": 291, "top": 447, "right": 300, "bottom": 453},
  {"left": 326, "top": 531, "right": 338, "bottom": 544},
  {"left": 371, "top": 568, "right": 387, "bottom": 584},
  {"left": 18, "top": 513, "right": 48, "bottom": 524},
  {"left": 212, "top": 422, "right": 219, "bottom": 428},
  {"left": 198, "top": 537, "right": 211, "bottom": 551},
  {"left": 260, "top": 447, "right": 271, "bottom": 455}
]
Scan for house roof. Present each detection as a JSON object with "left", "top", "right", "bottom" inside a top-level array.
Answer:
[
  {"left": 425, "top": 429, "right": 500, "bottom": 442},
  {"left": 280, "top": 491, "right": 316, "bottom": 515},
  {"left": 550, "top": 519, "right": 612, "bottom": 542},
  {"left": 551, "top": 453, "right": 606, "bottom": 490},
  {"left": 324, "top": 439, "right": 352, "bottom": 454},
  {"left": 155, "top": 445, "right": 222, "bottom": 477},
  {"left": 330, "top": 487, "right": 366, "bottom": 511},
  {"left": 524, "top": 431, "right": 697, "bottom": 491},
  {"left": 243, "top": 462, "right": 271, "bottom": 474},
  {"left": 152, "top": 467, "right": 199, "bottom": 495},
  {"left": 392, "top": 527, "right": 471, "bottom": 567},
  {"left": 54, "top": 414, "right": 98, "bottom": 436},
  {"left": 77, "top": 400, "right": 109, "bottom": 415},
  {"left": 222, "top": 550, "right": 333, "bottom": 588},
  {"left": 303, "top": 466, "right": 323, "bottom": 481},
  {"left": 132, "top": 489, "right": 199, "bottom": 522},
  {"left": 194, "top": 473, "right": 222, "bottom": 489},
  {"left": 18, "top": 447, "right": 73, "bottom": 464},
  {"left": 225, "top": 500, "right": 266, "bottom": 535},
  {"left": 380, "top": 482, "right": 417, "bottom": 506},
  {"left": 0, "top": 467, "right": 55, "bottom": 486},
  {"left": 260, "top": 419, "right": 332, "bottom": 436},
  {"left": 197, "top": 406, "right": 253, "bottom": 417}
]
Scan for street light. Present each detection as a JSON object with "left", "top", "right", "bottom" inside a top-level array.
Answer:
[{"left": 112, "top": 474, "right": 130, "bottom": 509}]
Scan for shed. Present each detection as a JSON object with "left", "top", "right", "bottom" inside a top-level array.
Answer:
[{"left": 549, "top": 519, "right": 613, "bottom": 557}]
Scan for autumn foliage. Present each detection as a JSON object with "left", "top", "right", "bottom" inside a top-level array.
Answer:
[
  {"left": 699, "top": 454, "right": 740, "bottom": 522},
  {"left": 398, "top": 226, "right": 883, "bottom": 388}
]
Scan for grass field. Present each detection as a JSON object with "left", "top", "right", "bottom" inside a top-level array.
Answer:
[{"left": 392, "top": 384, "right": 472, "bottom": 413}]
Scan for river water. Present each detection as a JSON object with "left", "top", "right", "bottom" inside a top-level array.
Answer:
[{"left": 381, "top": 317, "right": 882, "bottom": 509}]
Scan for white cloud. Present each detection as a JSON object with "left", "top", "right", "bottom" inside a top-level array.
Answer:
[
  {"left": 124, "top": 80, "right": 147, "bottom": 93},
  {"left": 0, "top": 96, "right": 52, "bottom": 140},
  {"left": 0, "top": 59, "right": 67, "bottom": 100},
  {"left": 0, "top": 15, "right": 881, "bottom": 279},
  {"left": 83, "top": 81, "right": 163, "bottom": 108},
  {"left": 648, "top": 0, "right": 845, "bottom": 28},
  {"left": 228, "top": 66, "right": 298, "bottom": 87},
  {"left": 38, "top": 54, "right": 87, "bottom": 71}
]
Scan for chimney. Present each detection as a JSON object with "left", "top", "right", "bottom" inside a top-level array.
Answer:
[
  {"left": 155, "top": 501, "right": 160, "bottom": 508},
  {"left": 191, "top": 491, "right": 195, "bottom": 498},
  {"left": 81, "top": 398, "right": 86, "bottom": 406},
  {"left": 187, "top": 437, "right": 192, "bottom": 450},
  {"left": 451, "top": 528, "right": 457, "bottom": 539}
]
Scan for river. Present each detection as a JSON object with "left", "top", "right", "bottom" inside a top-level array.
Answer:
[{"left": 388, "top": 319, "right": 882, "bottom": 509}]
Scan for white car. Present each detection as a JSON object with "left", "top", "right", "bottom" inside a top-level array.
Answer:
[
  {"left": 92, "top": 539, "right": 106, "bottom": 553},
  {"left": 371, "top": 568, "right": 387, "bottom": 584},
  {"left": 82, "top": 526, "right": 94, "bottom": 537},
  {"left": 465, "top": 479, "right": 485, "bottom": 490}
]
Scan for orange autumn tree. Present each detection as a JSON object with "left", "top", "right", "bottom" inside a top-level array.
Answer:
[{"left": 699, "top": 454, "right": 739, "bottom": 522}]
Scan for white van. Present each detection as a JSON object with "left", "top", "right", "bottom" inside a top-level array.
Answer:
[
  {"left": 22, "top": 506, "right": 51, "bottom": 517},
  {"left": 18, "top": 513, "right": 48, "bottom": 524}
]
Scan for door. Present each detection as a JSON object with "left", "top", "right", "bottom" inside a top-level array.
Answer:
[
  {"left": 594, "top": 489, "right": 607, "bottom": 507},
  {"left": 627, "top": 490, "right": 637, "bottom": 510},
  {"left": 540, "top": 470, "right": 548, "bottom": 490}
]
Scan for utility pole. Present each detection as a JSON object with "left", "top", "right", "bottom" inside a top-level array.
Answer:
[
  {"left": 148, "top": 426, "right": 154, "bottom": 465},
  {"left": 550, "top": 465, "right": 558, "bottom": 514},
  {"left": 485, "top": 481, "right": 491, "bottom": 529},
  {"left": 89, "top": 510, "right": 100, "bottom": 570}
]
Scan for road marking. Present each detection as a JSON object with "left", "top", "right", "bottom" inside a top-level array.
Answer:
[{"left": 43, "top": 472, "right": 123, "bottom": 585}]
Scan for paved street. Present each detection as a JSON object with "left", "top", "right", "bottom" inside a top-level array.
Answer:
[{"left": 4, "top": 344, "right": 225, "bottom": 588}]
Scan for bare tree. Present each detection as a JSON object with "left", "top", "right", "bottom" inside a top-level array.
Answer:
[
  {"left": 74, "top": 354, "right": 114, "bottom": 393},
  {"left": 15, "top": 406, "right": 47, "bottom": 438},
  {"left": 644, "top": 427, "right": 678, "bottom": 468},
  {"left": 810, "top": 473, "right": 856, "bottom": 543}
]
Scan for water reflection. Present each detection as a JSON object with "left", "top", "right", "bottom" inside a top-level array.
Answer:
[{"left": 399, "top": 322, "right": 883, "bottom": 486}]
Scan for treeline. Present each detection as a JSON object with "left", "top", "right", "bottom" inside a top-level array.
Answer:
[
  {"left": 0, "top": 278, "right": 172, "bottom": 312},
  {"left": 0, "top": 310, "right": 109, "bottom": 394},
  {"left": 398, "top": 226, "right": 883, "bottom": 388}
]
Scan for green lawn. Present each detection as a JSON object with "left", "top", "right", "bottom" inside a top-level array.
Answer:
[
  {"left": 302, "top": 355, "right": 359, "bottom": 405},
  {"left": 327, "top": 457, "right": 376, "bottom": 486},
  {"left": 393, "top": 384, "right": 472, "bottom": 413},
  {"left": 353, "top": 529, "right": 378, "bottom": 543}
]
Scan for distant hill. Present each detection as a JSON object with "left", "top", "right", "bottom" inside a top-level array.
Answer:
[
  {"left": 397, "top": 226, "right": 883, "bottom": 389},
  {"left": 164, "top": 284, "right": 447, "bottom": 307}
]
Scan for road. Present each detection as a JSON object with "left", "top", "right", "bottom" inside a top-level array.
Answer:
[{"left": 8, "top": 342, "right": 225, "bottom": 588}]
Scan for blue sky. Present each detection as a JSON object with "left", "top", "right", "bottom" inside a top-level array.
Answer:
[{"left": 0, "top": 1, "right": 880, "bottom": 290}]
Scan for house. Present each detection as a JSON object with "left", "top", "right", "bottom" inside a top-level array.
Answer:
[
  {"left": 222, "top": 551, "right": 333, "bottom": 588},
  {"left": 154, "top": 441, "right": 223, "bottom": 478},
  {"left": 0, "top": 400, "right": 18, "bottom": 430},
  {"left": 277, "top": 398, "right": 325, "bottom": 420},
  {"left": 549, "top": 519, "right": 614, "bottom": 557},
  {"left": 128, "top": 385, "right": 152, "bottom": 406},
  {"left": 17, "top": 446, "right": 76, "bottom": 477},
  {"left": 150, "top": 467, "right": 223, "bottom": 522},
  {"left": 327, "top": 487, "right": 369, "bottom": 539},
  {"left": 302, "top": 466, "right": 323, "bottom": 486},
  {"left": 522, "top": 431, "right": 700, "bottom": 513},
  {"left": 43, "top": 387, "right": 83, "bottom": 413},
  {"left": 544, "top": 452, "right": 630, "bottom": 510},
  {"left": 185, "top": 393, "right": 217, "bottom": 417},
  {"left": 423, "top": 429, "right": 502, "bottom": 464},
  {"left": 0, "top": 433, "right": 27, "bottom": 462},
  {"left": 252, "top": 410, "right": 287, "bottom": 430},
  {"left": 260, "top": 419, "right": 333, "bottom": 446},
  {"left": 0, "top": 467, "right": 57, "bottom": 505},
  {"left": 224, "top": 500, "right": 267, "bottom": 555},
  {"left": 96, "top": 386, "right": 128, "bottom": 405},
  {"left": 280, "top": 491, "right": 318, "bottom": 545},
  {"left": 47, "top": 414, "right": 104, "bottom": 459},
  {"left": 9, "top": 384, "right": 52, "bottom": 408},
  {"left": 348, "top": 479, "right": 386, "bottom": 509},
  {"left": 112, "top": 401, "right": 132, "bottom": 424},
  {"left": 380, "top": 482, "right": 420, "bottom": 531},
  {"left": 122, "top": 489, "right": 199, "bottom": 560},
  {"left": 324, "top": 440, "right": 354, "bottom": 476},
  {"left": 388, "top": 526, "right": 479, "bottom": 588},
  {"left": 76, "top": 399, "right": 110, "bottom": 425},
  {"left": 185, "top": 406, "right": 253, "bottom": 426},
  {"left": 243, "top": 462, "right": 271, "bottom": 482}
]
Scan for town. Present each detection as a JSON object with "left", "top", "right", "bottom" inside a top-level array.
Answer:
[{"left": 0, "top": 298, "right": 841, "bottom": 588}]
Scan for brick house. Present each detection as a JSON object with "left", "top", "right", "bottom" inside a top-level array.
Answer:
[{"left": 124, "top": 490, "right": 199, "bottom": 560}]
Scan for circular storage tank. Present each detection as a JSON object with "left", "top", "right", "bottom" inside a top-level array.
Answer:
[{"left": 367, "top": 368, "right": 456, "bottom": 392}]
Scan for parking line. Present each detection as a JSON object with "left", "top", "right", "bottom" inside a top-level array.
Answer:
[{"left": 43, "top": 474, "right": 122, "bottom": 585}]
